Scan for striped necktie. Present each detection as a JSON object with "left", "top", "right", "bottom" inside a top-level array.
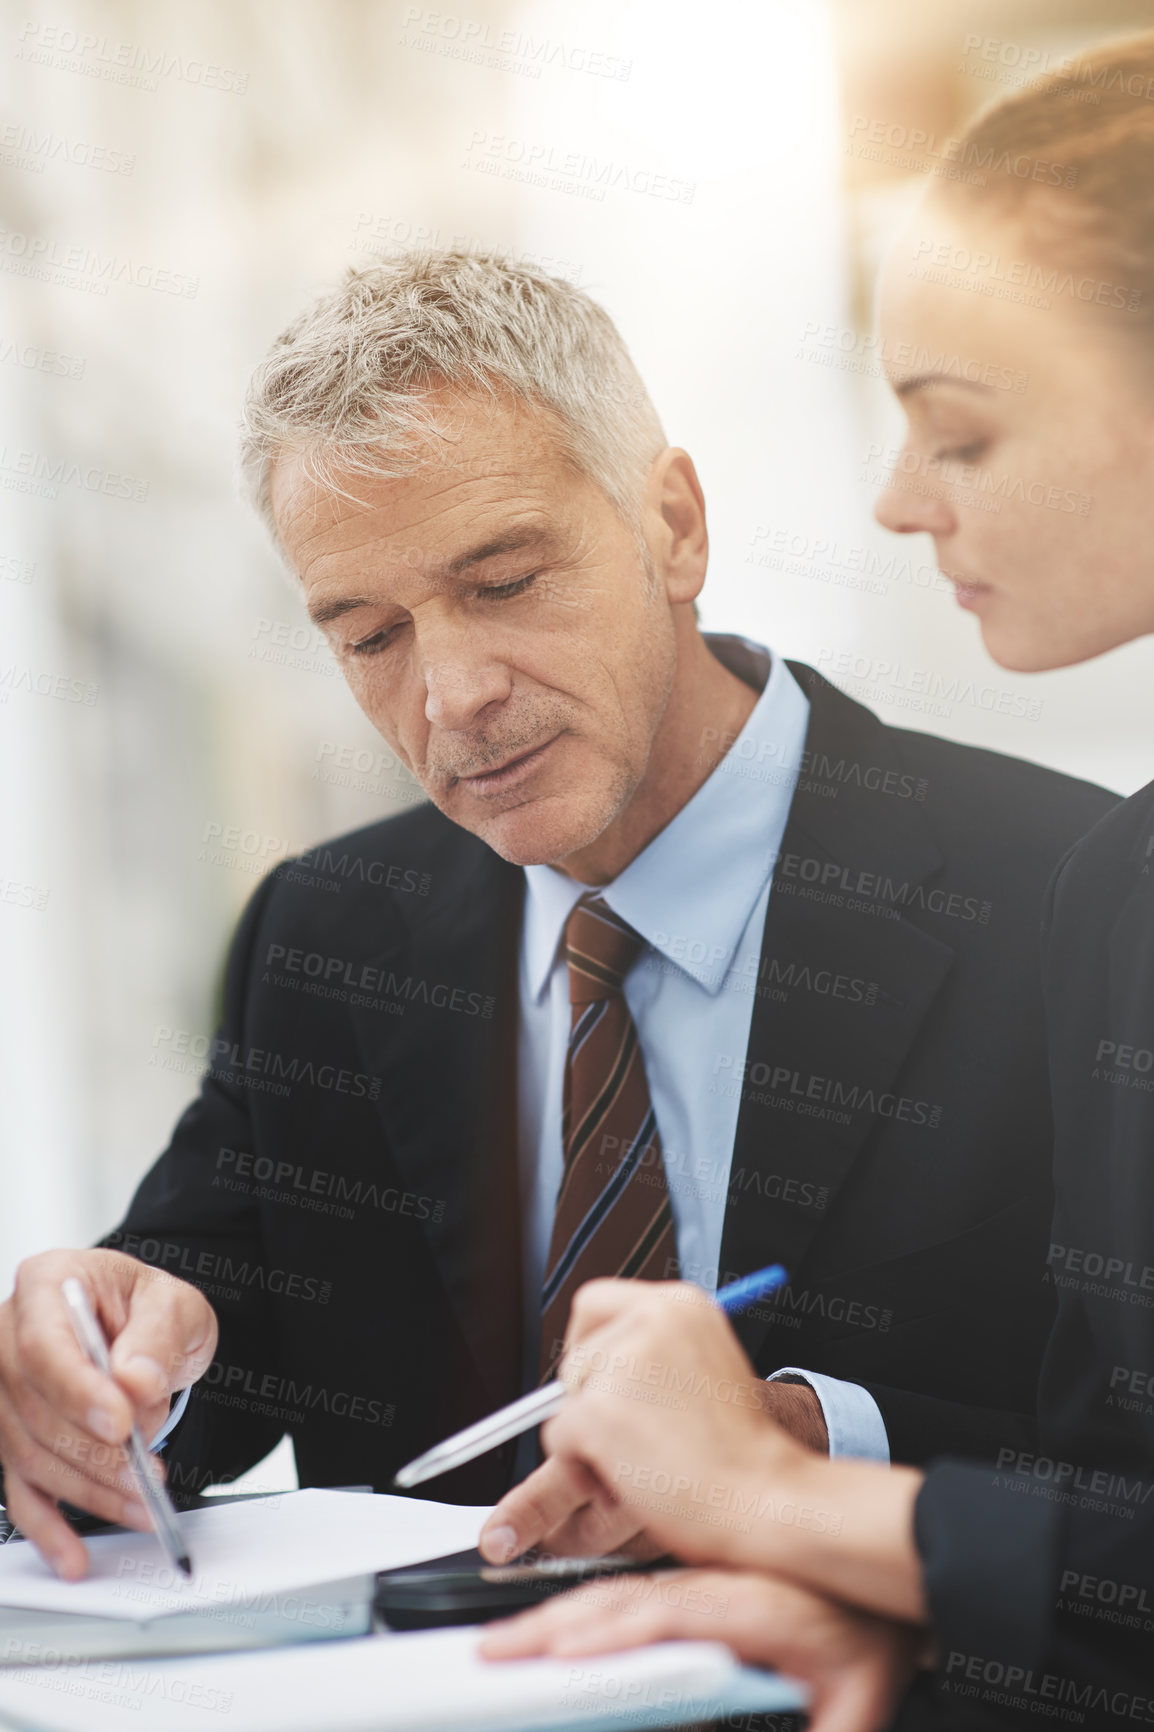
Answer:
[{"left": 538, "top": 894, "right": 679, "bottom": 1382}]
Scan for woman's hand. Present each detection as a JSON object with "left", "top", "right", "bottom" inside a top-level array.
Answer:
[
  {"left": 481, "top": 1567, "right": 922, "bottom": 1732},
  {"left": 528, "top": 1279, "right": 816, "bottom": 1569}
]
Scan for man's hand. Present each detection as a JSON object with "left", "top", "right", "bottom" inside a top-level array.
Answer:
[
  {"left": 481, "top": 1567, "right": 921, "bottom": 1732},
  {"left": 0, "top": 1249, "right": 217, "bottom": 1578}
]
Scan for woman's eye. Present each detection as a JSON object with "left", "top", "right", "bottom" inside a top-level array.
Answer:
[{"left": 935, "top": 440, "right": 988, "bottom": 464}]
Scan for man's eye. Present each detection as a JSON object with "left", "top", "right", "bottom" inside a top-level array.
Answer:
[
  {"left": 481, "top": 573, "right": 538, "bottom": 601},
  {"left": 348, "top": 627, "right": 398, "bottom": 658}
]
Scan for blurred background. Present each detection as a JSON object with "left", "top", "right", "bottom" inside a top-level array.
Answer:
[{"left": 4, "top": 0, "right": 1154, "bottom": 1487}]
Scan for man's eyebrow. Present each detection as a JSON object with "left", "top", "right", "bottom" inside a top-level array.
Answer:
[
  {"left": 444, "top": 527, "right": 553, "bottom": 578},
  {"left": 305, "top": 529, "right": 555, "bottom": 628},
  {"left": 308, "top": 594, "right": 375, "bottom": 628},
  {"left": 894, "top": 373, "right": 993, "bottom": 400}
]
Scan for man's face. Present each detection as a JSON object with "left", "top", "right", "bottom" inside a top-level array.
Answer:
[{"left": 271, "top": 393, "right": 678, "bottom": 867}]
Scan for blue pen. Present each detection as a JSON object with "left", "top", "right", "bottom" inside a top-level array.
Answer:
[{"left": 393, "top": 1263, "right": 789, "bottom": 1489}]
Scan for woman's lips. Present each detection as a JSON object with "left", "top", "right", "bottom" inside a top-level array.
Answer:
[
  {"left": 455, "top": 735, "right": 560, "bottom": 798},
  {"left": 951, "top": 577, "right": 992, "bottom": 612}
]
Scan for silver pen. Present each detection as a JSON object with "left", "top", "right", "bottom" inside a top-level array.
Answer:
[
  {"left": 393, "top": 1381, "right": 567, "bottom": 1490},
  {"left": 393, "top": 1268, "right": 790, "bottom": 1491},
  {"left": 61, "top": 1277, "right": 192, "bottom": 1577}
]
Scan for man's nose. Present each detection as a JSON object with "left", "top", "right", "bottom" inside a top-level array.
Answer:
[{"left": 421, "top": 651, "right": 512, "bottom": 732}]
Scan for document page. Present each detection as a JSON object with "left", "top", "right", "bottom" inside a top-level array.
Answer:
[
  {"left": 0, "top": 1624, "right": 808, "bottom": 1732},
  {"left": 0, "top": 1490, "right": 491, "bottom": 1620}
]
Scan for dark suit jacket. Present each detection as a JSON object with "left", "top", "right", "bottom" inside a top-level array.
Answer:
[
  {"left": 104, "top": 651, "right": 1114, "bottom": 1507},
  {"left": 917, "top": 777, "right": 1154, "bottom": 1728}
]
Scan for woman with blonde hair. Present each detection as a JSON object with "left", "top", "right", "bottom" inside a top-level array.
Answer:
[{"left": 483, "top": 33, "right": 1154, "bottom": 1730}]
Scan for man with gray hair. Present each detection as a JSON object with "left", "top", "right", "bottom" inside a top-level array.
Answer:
[{"left": 0, "top": 252, "right": 1113, "bottom": 1578}]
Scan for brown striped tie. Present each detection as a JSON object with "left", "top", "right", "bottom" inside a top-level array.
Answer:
[{"left": 538, "top": 894, "right": 679, "bottom": 1382}]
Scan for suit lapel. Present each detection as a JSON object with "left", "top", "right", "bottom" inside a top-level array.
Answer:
[
  {"left": 720, "top": 663, "right": 955, "bottom": 1366},
  {"left": 348, "top": 819, "right": 525, "bottom": 1415}
]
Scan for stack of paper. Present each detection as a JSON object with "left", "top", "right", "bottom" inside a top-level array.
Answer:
[{"left": 0, "top": 1622, "right": 807, "bottom": 1731}]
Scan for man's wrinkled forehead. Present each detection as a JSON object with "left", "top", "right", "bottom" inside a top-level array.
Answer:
[{"left": 272, "top": 450, "right": 568, "bottom": 578}]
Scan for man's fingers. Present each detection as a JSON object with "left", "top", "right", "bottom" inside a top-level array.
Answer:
[
  {"left": 3, "top": 1469, "right": 92, "bottom": 1581},
  {"left": 479, "top": 1456, "right": 605, "bottom": 1563},
  {"left": 11, "top": 1291, "right": 134, "bottom": 1445},
  {"left": 109, "top": 1272, "right": 217, "bottom": 1406},
  {"left": 1, "top": 1420, "right": 152, "bottom": 1535}
]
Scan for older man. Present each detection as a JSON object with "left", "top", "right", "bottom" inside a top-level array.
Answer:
[{"left": 0, "top": 253, "right": 1112, "bottom": 1577}]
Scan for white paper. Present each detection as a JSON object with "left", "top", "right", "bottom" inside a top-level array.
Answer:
[
  {"left": 0, "top": 1625, "right": 808, "bottom": 1732},
  {"left": 0, "top": 1490, "right": 490, "bottom": 1620}
]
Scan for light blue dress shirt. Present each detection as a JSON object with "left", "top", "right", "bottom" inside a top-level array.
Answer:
[
  {"left": 517, "top": 639, "right": 888, "bottom": 1465},
  {"left": 161, "top": 640, "right": 888, "bottom": 1467}
]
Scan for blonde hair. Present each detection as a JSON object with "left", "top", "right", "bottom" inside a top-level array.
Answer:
[
  {"left": 941, "top": 32, "right": 1154, "bottom": 326},
  {"left": 240, "top": 251, "right": 667, "bottom": 544}
]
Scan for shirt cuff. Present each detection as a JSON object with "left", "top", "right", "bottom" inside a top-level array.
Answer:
[
  {"left": 149, "top": 1386, "right": 191, "bottom": 1451},
  {"left": 767, "top": 1368, "right": 890, "bottom": 1463}
]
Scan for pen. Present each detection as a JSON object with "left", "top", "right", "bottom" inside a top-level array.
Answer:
[
  {"left": 61, "top": 1278, "right": 192, "bottom": 1578},
  {"left": 393, "top": 1263, "right": 789, "bottom": 1490}
]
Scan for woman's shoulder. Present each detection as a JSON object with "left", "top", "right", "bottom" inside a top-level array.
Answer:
[{"left": 1049, "top": 774, "right": 1154, "bottom": 926}]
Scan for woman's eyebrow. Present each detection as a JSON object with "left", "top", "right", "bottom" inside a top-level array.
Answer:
[{"left": 894, "top": 373, "right": 994, "bottom": 400}]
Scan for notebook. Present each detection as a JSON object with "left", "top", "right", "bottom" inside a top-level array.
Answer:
[{"left": 0, "top": 1490, "right": 490, "bottom": 1665}]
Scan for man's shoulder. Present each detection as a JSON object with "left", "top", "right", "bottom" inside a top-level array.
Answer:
[{"left": 243, "top": 800, "right": 517, "bottom": 956}]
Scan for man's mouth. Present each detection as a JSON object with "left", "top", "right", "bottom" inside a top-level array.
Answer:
[{"left": 451, "top": 735, "right": 561, "bottom": 798}]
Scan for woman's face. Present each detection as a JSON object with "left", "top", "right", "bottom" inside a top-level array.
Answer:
[{"left": 875, "top": 198, "right": 1154, "bottom": 671}]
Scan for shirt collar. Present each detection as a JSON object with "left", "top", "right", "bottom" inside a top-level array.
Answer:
[{"left": 523, "top": 638, "right": 810, "bottom": 1002}]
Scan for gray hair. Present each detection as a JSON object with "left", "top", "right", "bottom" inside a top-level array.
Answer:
[{"left": 240, "top": 251, "right": 668, "bottom": 549}]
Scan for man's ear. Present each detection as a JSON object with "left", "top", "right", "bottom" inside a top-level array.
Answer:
[{"left": 643, "top": 448, "right": 708, "bottom": 604}]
